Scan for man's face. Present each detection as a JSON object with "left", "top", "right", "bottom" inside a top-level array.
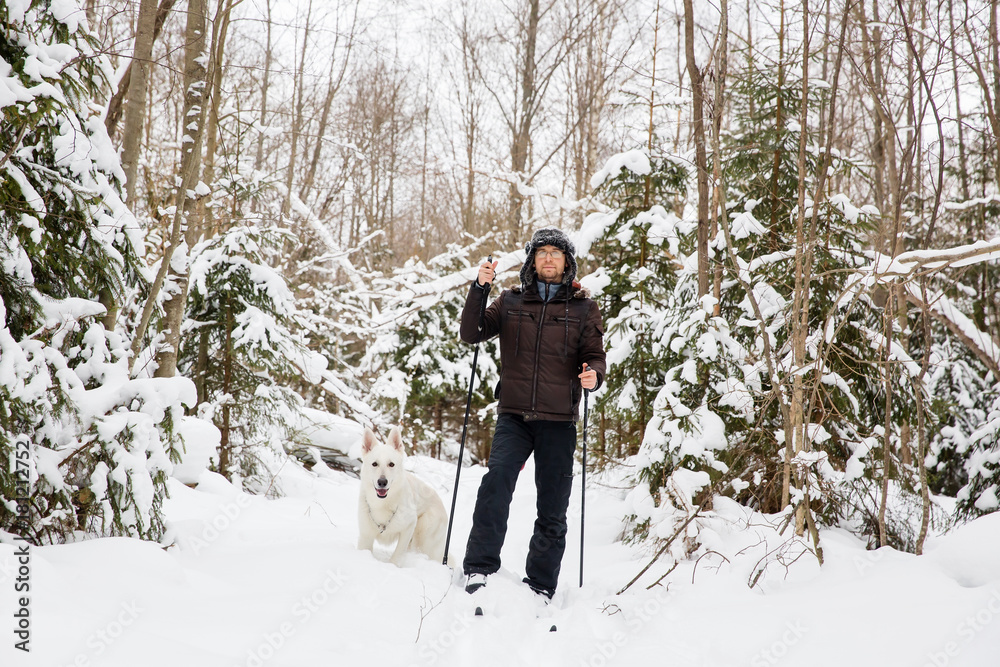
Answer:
[{"left": 534, "top": 245, "right": 566, "bottom": 283}]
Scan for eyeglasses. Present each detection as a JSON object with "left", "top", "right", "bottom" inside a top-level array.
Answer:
[{"left": 536, "top": 250, "right": 564, "bottom": 259}]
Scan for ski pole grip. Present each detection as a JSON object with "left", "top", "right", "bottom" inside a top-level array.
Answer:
[{"left": 477, "top": 255, "right": 492, "bottom": 332}]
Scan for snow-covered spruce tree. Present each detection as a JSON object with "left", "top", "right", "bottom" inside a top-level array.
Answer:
[
  {"left": 719, "top": 42, "right": 920, "bottom": 544},
  {"left": 586, "top": 149, "right": 754, "bottom": 544},
  {"left": 921, "top": 126, "right": 1000, "bottom": 518},
  {"left": 956, "top": 385, "right": 1000, "bottom": 517},
  {"left": 887, "top": 263, "right": 1000, "bottom": 527},
  {"left": 584, "top": 149, "right": 689, "bottom": 463},
  {"left": 1, "top": 1, "right": 187, "bottom": 543},
  {"left": 179, "top": 224, "right": 326, "bottom": 488},
  {"left": 919, "top": 330, "right": 997, "bottom": 515},
  {"left": 911, "top": 150, "right": 1000, "bottom": 517},
  {"left": 387, "top": 246, "right": 499, "bottom": 460},
  {"left": 285, "top": 226, "right": 392, "bottom": 421}
]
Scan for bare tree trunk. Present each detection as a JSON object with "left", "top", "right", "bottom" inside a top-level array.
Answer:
[
  {"left": 84, "top": 0, "right": 98, "bottom": 29},
  {"left": 892, "top": 0, "right": 949, "bottom": 552},
  {"left": 281, "top": 0, "right": 314, "bottom": 220},
  {"left": 770, "top": 0, "right": 794, "bottom": 510},
  {"left": 463, "top": 90, "right": 478, "bottom": 234},
  {"left": 878, "top": 287, "right": 894, "bottom": 548},
  {"left": 195, "top": 328, "right": 209, "bottom": 406},
  {"left": 710, "top": 0, "right": 728, "bottom": 316},
  {"left": 673, "top": 14, "right": 684, "bottom": 162},
  {"left": 120, "top": 0, "right": 158, "bottom": 207},
  {"left": 455, "top": 4, "right": 482, "bottom": 234},
  {"left": 684, "top": 0, "right": 710, "bottom": 298},
  {"left": 915, "top": 280, "right": 932, "bottom": 554},
  {"left": 300, "top": 3, "right": 358, "bottom": 204},
  {"left": 571, "top": 0, "right": 612, "bottom": 208},
  {"left": 800, "top": 0, "right": 852, "bottom": 546},
  {"left": 508, "top": 0, "right": 541, "bottom": 239},
  {"left": 790, "top": 0, "right": 811, "bottom": 538},
  {"left": 219, "top": 299, "right": 234, "bottom": 477},
  {"left": 768, "top": 0, "right": 787, "bottom": 257},
  {"left": 254, "top": 0, "right": 273, "bottom": 177},
  {"left": 419, "top": 73, "right": 430, "bottom": 243},
  {"left": 992, "top": 0, "right": 1000, "bottom": 184},
  {"left": 948, "top": 0, "right": 969, "bottom": 201},
  {"left": 645, "top": 0, "right": 661, "bottom": 209},
  {"left": 961, "top": 2, "right": 1000, "bottom": 184},
  {"left": 153, "top": 0, "right": 208, "bottom": 379},
  {"left": 129, "top": 0, "right": 209, "bottom": 372},
  {"left": 202, "top": 0, "right": 235, "bottom": 239},
  {"left": 106, "top": 0, "right": 179, "bottom": 137},
  {"left": 464, "top": 94, "right": 478, "bottom": 234},
  {"left": 898, "top": 0, "right": 918, "bottom": 472},
  {"left": 855, "top": 0, "right": 913, "bottom": 547}
]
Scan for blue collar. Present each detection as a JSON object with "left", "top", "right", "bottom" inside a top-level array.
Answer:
[{"left": 536, "top": 280, "right": 561, "bottom": 302}]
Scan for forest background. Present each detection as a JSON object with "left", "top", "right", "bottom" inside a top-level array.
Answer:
[{"left": 2, "top": 0, "right": 1000, "bottom": 564}]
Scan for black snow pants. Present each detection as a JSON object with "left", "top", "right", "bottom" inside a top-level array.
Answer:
[{"left": 463, "top": 413, "right": 576, "bottom": 597}]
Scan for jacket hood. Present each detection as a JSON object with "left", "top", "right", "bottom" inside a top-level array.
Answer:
[{"left": 519, "top": 228, "right": 578, "bottom": 289}]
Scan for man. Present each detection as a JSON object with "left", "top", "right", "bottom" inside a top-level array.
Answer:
[{"left": 460, "top": 228, "right": 607, "bottom": 600}]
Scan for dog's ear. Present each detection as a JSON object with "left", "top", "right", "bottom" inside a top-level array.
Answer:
[
  {"left": 362, "top": 427, "right": 377, "bottom": 454},
  {"left": 388, "top": 427, "right": 405, "bottom": 453}
]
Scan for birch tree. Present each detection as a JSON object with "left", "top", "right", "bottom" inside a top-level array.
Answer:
[
  {"left": 119, "top": 0, "right": 158, "bottom": 207},
  {"left": 138, "top": 0, "right": 209, "bottom": 377}
]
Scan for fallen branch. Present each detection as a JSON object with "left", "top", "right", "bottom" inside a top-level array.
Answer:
[{"left": 617, "top": 507, "right": 702, "bottom": 595}]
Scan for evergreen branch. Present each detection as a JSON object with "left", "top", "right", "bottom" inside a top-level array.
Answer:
[{"left": 0, "top": 122, "right": 33, "bottom": 174}]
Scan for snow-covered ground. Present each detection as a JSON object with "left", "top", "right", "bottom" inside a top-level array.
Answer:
[{"left": 3, "top": 427, "right": 1000, "bottom": 667}]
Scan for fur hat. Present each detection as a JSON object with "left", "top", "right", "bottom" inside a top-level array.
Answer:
[{"left": 519, "top": 228, "right": 578, "bottom": 289}]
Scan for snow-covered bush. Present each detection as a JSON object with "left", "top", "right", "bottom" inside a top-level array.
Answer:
[
  {"left": 361, "top": 240, "right": 500, "bottom": 460},
  {"left": 180, "top": 224, "right": 327, "bottom": 487},
  {"left": 1, "top": 0, "right": 186, "bottom": 543},
  {"left": 583, "top": 150, "right": 690, "bottom": 460}
]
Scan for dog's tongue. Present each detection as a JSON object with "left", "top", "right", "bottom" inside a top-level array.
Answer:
[{"left": 376, "top": 488, "right": 388, "bottom": 499}]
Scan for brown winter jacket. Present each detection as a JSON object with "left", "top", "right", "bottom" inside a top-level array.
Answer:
[{"left": 460, "top": 280, "right": 606, "bottom": 422}]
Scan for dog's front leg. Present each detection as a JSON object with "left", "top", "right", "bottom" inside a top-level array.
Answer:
[
  {"left": 357, "top": 505, "right": 377, "bottom": 553},
  {"left": 358, "top": 528, "right": 376, "bottom": 553},
  {"left": 389, "top": 524, "right": 415, "bottom": 566}
]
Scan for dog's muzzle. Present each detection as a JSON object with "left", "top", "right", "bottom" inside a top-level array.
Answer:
[{"left": 375, "top": 477, "right": 388, "bottom": 499}]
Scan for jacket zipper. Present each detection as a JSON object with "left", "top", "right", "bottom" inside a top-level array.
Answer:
[{"left": 530, "top": 298, "right": 550, "bottom": 415}]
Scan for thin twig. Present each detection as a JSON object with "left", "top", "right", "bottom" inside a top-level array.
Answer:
[
  {"left": 691, "top": 549, "right": 731, "bottom": 584},
  {"left": 646, "top": 561, "right": 679, "bottom": 590},
  {"left": 414, "top": 583, "right": 450, "bottom": 643},
  {"left": 617, "top": 507, "right": 702, "bottom": 595}
]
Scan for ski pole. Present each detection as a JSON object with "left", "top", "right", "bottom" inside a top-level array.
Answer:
[
  {"left": 580, "top": 372, "right": 590, "bottom": 588},
  {"left": 443, "top": 256, "right": 492, "bottom": 566}
]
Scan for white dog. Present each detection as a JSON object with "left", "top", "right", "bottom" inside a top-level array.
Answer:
[{"left": 357, "top": 427, "right": 448, "bottom": 565}]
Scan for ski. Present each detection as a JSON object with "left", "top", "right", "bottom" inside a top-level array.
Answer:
[{"left": 472, "top": 606, "right": 555, "bottom": 631}]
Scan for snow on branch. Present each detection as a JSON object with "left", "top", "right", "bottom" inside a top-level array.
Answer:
[
  {"left": 865, "top": 237, "right": 1000, "bottom": 278},
  {"left": 942, "top": 194, "right": 1000, "bottom": 212},
  {"left": 904, "top": 288, "right": 1000, "bottom": 381},
  {"left": 846, "top": 236, "right": 1000, "bottom": 379}
]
